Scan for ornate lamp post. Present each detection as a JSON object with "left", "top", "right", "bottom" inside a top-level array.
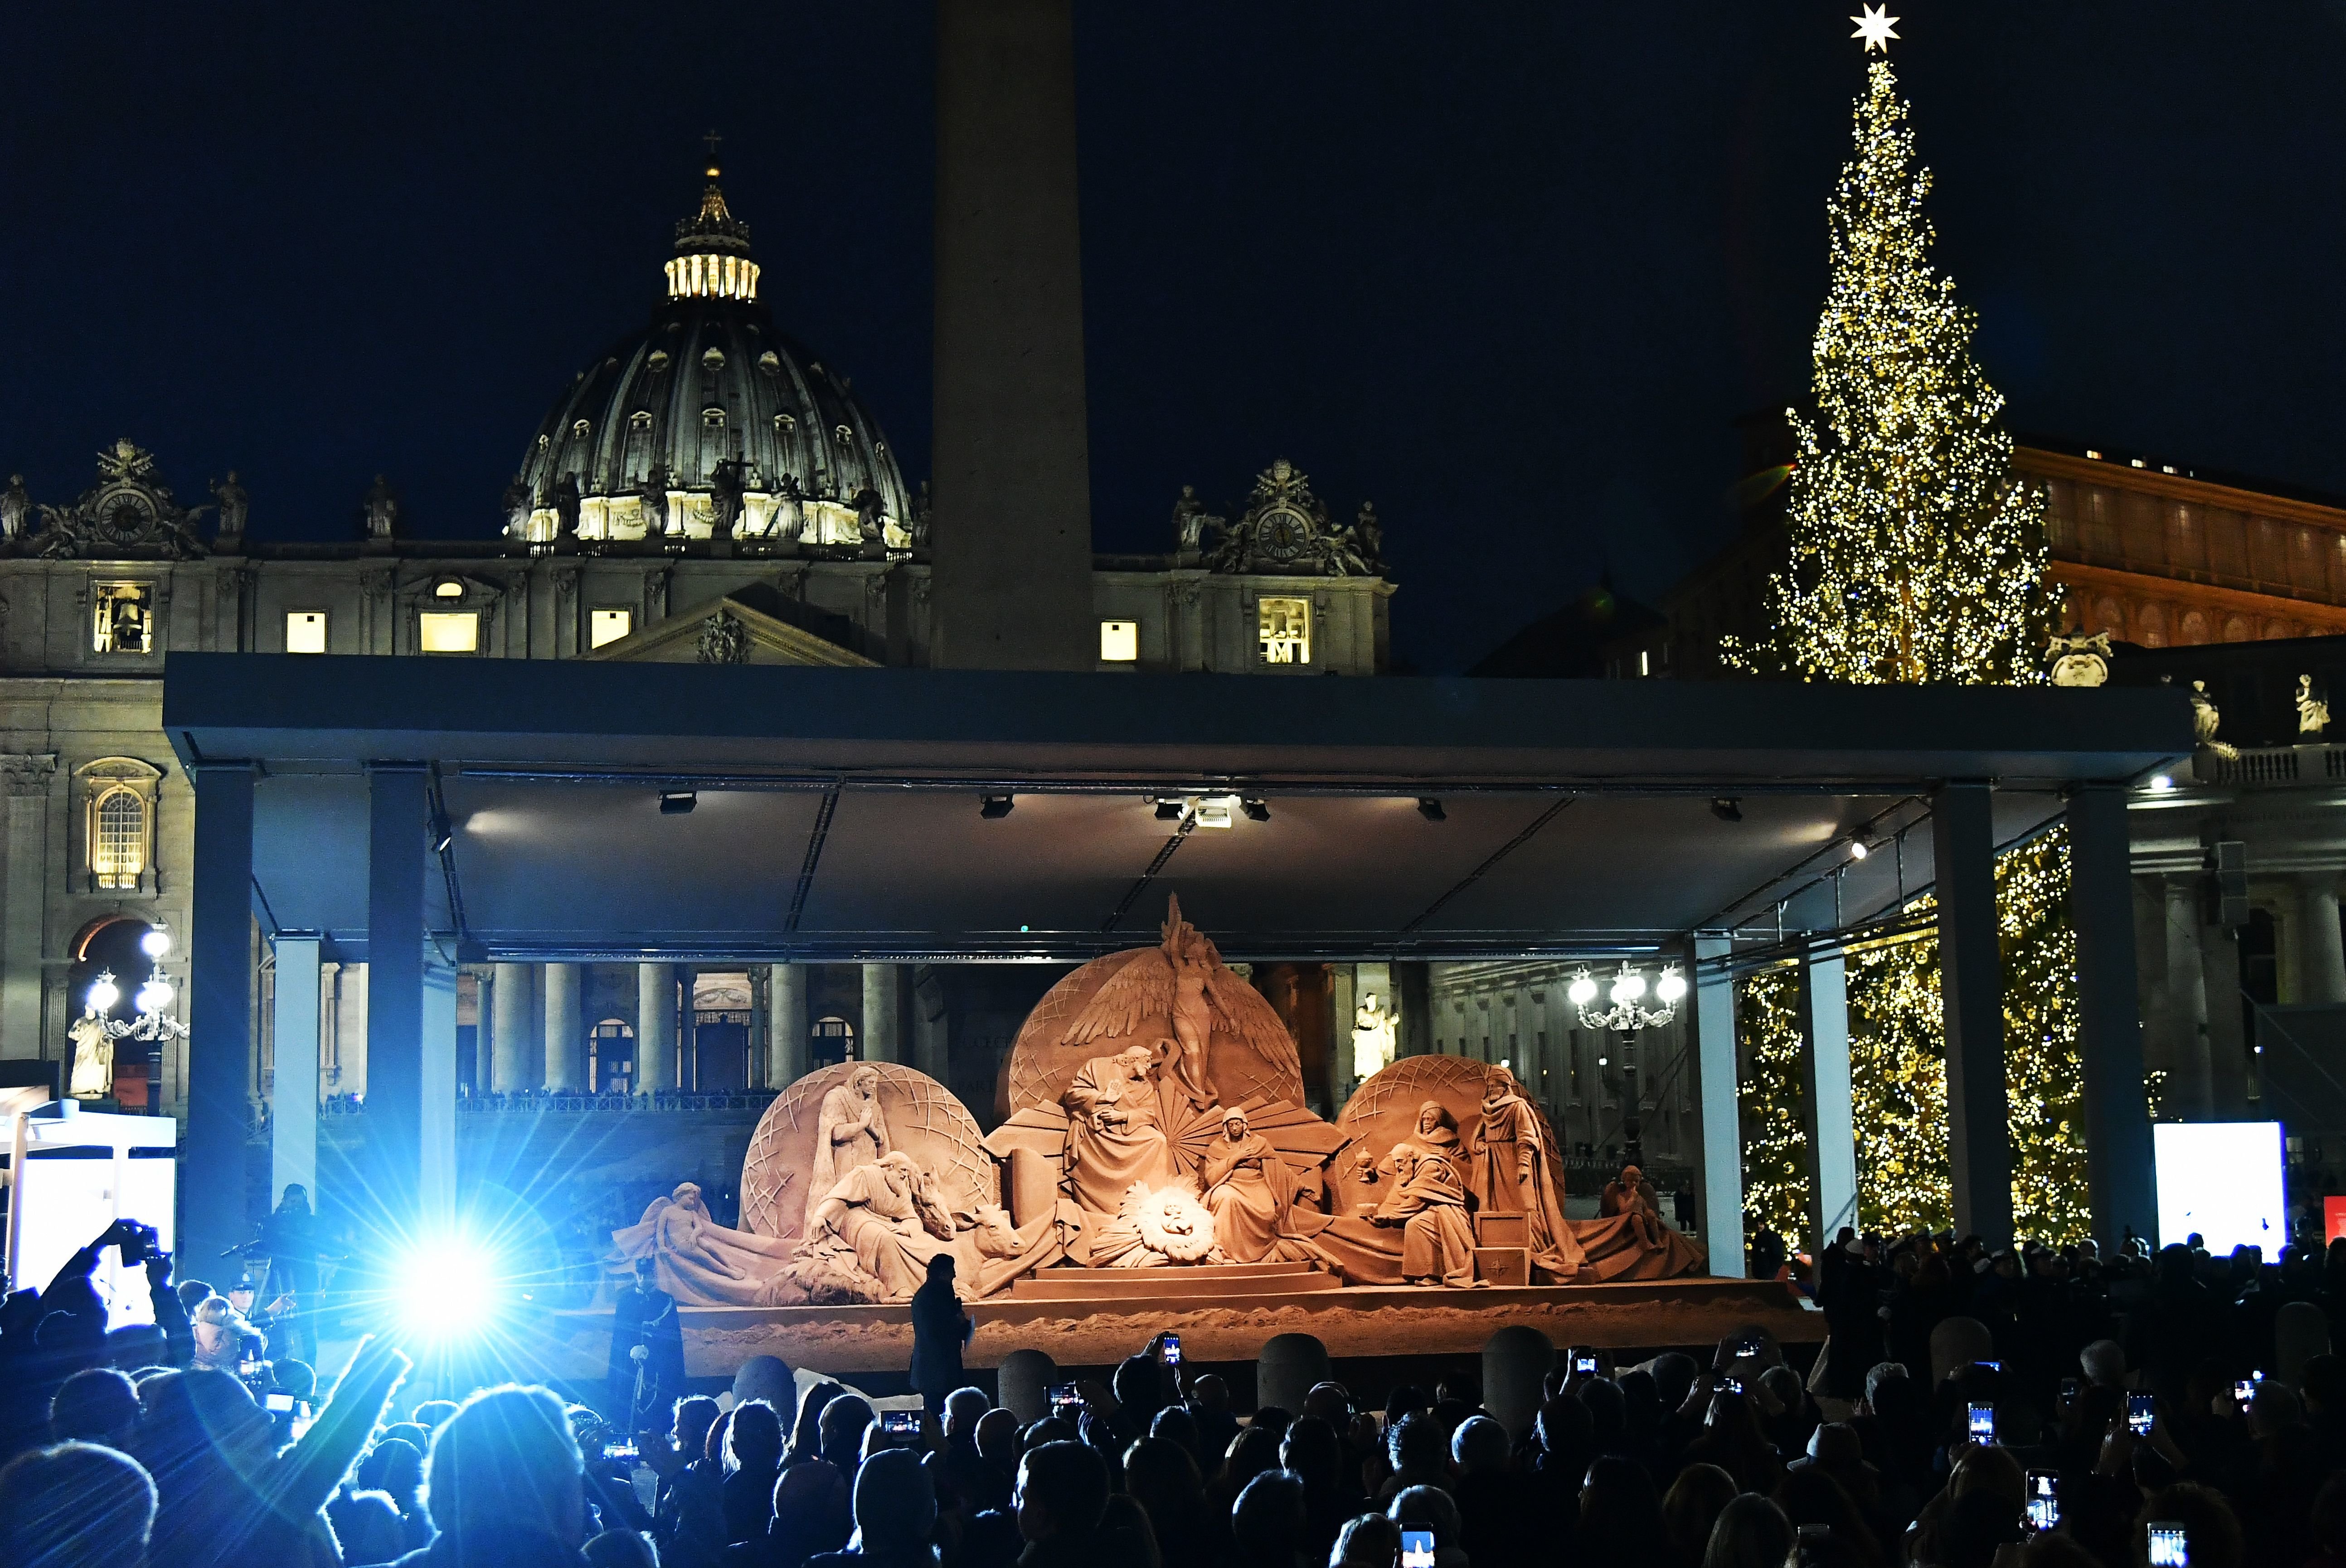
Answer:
[
  {"left": 73, "top": 924, "right": 189, "bottom": 1098},
  {"left": 1566, "top": 961, "right": 1686, "bottom": 1166}
]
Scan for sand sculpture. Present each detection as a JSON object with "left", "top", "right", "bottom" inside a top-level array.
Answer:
[{"left": 610, "top": 897, "right": 1703, "bottom": 1306}]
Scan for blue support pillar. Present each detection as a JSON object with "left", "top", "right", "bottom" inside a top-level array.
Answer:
[
  {"left": 1800, "top": 950, "right": 1858, "bottom": 1252},
  {"left": 1692, "top": 935, "right": 1742, "bottom": 1276},
  {"left": 1934, "top": 781, "right": 2012, "bottom": 1241},
  {"left": 187, "top": 763, "right": 256, "bottom": 1278},
  {"left": 366, "top": 764, "right": 427, "bottom": 1238},
  {"left": 2068, "top": 782, "right": 2157, "bottom": 1249}
]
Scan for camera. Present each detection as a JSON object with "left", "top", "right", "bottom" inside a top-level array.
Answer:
[
  {"left": 265, "top": 1393, "right": 305, "bottom": 1415},
  {"left": 114, "top": 1219, "right": 159, "bottom": 1268}
]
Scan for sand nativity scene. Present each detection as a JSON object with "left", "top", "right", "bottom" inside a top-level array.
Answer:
[{"left": 608, "top": 898, "right": 1704, "bottom": 1324}]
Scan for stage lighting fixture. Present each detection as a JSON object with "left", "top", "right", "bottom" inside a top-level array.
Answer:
[
  {"left": 396, "top": 1233, "right": 503, "bottom": 1340},
  {"left": 1154, "top": 798, "right": 1184, "bottom": 821},
  {"left": 1849, "top": 840, "right": 1870, "bottom": 860},
  {"left": 1710, "top": 798, "right": 1743, "bottom": 823},
  {"left": 1417, "top": 798, "right": 1446, "bottom": 822},
  {"left": 1241, "top": 799, "right": 1270, "bottom": 823},
  {"left": 980, "top": 794, "right": 1015, "bottom": 820},
  {"left": 660, "top": 791, "right": 697, "bottom": 816}
]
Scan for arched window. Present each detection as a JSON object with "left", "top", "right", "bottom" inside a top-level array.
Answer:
[
  {"left": 589, "top": 1019, "right": 636, "bottom": 1094},
  {"left": 811, "top": 1015, "right": 855, "bottom": 1069},
  {"left": 78, "top": 758, "right": 161, "bottom": 894}
]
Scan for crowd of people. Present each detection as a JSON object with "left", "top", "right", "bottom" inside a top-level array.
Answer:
[{"left": 6, "top": 1218, "right": 2346, "bottom": 1568}]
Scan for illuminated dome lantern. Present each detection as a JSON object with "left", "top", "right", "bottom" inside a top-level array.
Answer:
[{"left": 511, "top": 150, "right": 913, "bottom": 553}]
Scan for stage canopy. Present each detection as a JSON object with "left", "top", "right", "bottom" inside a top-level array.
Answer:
[{"left": 163, "top": 654, "right": 2192, "bottom": 963}]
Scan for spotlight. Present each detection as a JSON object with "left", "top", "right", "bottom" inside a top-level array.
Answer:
[
  {"left": 980, "top": 794, "right": 1015, "bottom": 820},
  {"left": 659, "top": 791, "right": 697, "bottom": 816},
  {"left": 1154, "top": 799, "right": 1184, "bottom": 821},
  {"left": 395, "top": 1232, "right": 505, "bottom": 1341},
  {"left": 139, "top": 925, "right": 172, "bottom": 958},
  {"left": 2146, "top": 774, "right": 2175, "bottom": 794},
  {"left": 1710, "top": 798, "right": 1743, "bottom": 823},
  {"left": 1241, "top": 798, "right": 1270, "bottom": 823},
  {"left": 1417, "top": 798, "right": 1446, "bottom": 822},
  {"left": 1849, "top": 840, "right": 1870, "bottom": 860}
]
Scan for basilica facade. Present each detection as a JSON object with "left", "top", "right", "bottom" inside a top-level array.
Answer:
[{"left": 0, "top": 162, "right": 1396, "bottom": 1189}]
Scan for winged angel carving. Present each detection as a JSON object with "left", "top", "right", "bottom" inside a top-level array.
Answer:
[{"left": 1049, "top": 895, "right": 1304, "bottom": 1115}]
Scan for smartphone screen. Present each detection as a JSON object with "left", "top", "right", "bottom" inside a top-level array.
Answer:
[
  {"left": 2233, "top": 1379, "right": 2257, "bottom": 1404},
  {"left": 2128, "top": 1393, "right": 2155, "bottom": 1436},
  {"left": 1967, "top": 1402, "right": 1995, "bottom": 1443},
  {"left": 603, "top": 1438, "right": 639, "bottom": 1462},
  {"left": 2060, "top": 1378, "right": 2079, "bottom": 1404},
  {"left": 265, "top": 1392, "right": 296, "bottom": 1413},
  {"left": 2026, "top": 1471, "right": 2058, "bottom": 1532},
  {"left": 1048, "top": 1382, "right": 1082, "bottom": 1414},
  {"left": 1574, "top": 1355, "right": 1598, "bottom": 1374},
  {"left": 1738, "top": 1335, "right": 1761, "bottom": 1355},
  {"left": 1161, "top": 1335, "right": 1182, "bottom": 1366},
  {"left": 1721, "top": 1377, "right": 1744, "bottom": 1396},
  {"left": 881, "top": 1410, "right": 921, "bottom": 1438},
  {"left": 1401, "top": 1530, "right": 1437, "bottom": 1568},
  {"left": 1976, "top": 1359, "right": 2001, "bottom": 1373},
  {"left": 2148, "top": 1524, "right": 2188, "bottom": 1568}
]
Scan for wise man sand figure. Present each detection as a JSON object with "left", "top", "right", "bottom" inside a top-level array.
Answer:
[
  {"left": 1380, "top": 1099, "right": 1460, "bottom": 1181},
  {"left": 1061, "top": 1043, "right": 1175, "bottom": 1216},
  {"left": 812, "top": 1064, "right": 892, "bottom": 1194},
  {"left": 1466, "top": 1066, "right": 1586, "bottom": 1280},
  {"left": 1198, "top": 1108, "right": 1290, "bottom": 1263},
  {"left": 1373, "top": 1144, "right": 1481, "bottom": 1288}
]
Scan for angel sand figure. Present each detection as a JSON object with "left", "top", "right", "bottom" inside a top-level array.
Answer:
[
  {"left": 1052, "top": 895, "right": 1302, "bottom": 1117},
  {"left": 1198, "top": 1107, "right": 1291, "bottom": 1263},
  {"left": 812, "top": 1064, "right": 892, "bottom": 1194},
  {"left": 607, "top": 1182, "right": 797, "bottom": 1306}
]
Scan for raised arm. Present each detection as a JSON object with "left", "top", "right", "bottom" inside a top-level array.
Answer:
[{"left": 266, "top": 1334, "right": 414, "bottom": 1519}]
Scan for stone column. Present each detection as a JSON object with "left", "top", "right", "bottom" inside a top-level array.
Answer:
[
  {"left": 636, "top": 963, "right": 676, "bottom": 1092},
  {"left": 542, "top": 963, "right": 582, "bottom": 1090},
  {"left": 912, "top": 966, "right": 950, "bottom": 1084},
  {"left": 2068, "top": 784, "right": 2158, "bottom": 1250},
  {"left": 188, "top": 762, "right": 257, "bottom": 1274},
  {"left": 270, "top": 933, "right": 321, "bottom": 1207},
  {"left": 769, "top": 963, "right": 808, "bottom": 1087},
  {"left": 1934, "top": 782, "right": 2012, "bottom": 1242},
  {"left": 0, "top": 755, "right": 55, "bottom": 1059},
  {"left": 2162, "top": 878, "right": 2214, "bottom": 1119},
  {"left": 1329, "top": 963, "right": 1356, "bottom": 1104},
  {"left": 1394, "top": 961, "right": 1432, "bottom": 1057},
  {"left": 861, "top": 963, "right": 901, "bottom": 1064},
  {"left": 2299, "top": 874, "right": 2346, "bottom": 1005},
  {"left": 1691, "top": 935, "right": 1741, "bottom": 1273},
  {"left": 491, "top": 963, "right": 538, "bottom": 1092}
]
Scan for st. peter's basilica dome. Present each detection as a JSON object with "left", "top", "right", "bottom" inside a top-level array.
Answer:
[{"left": 510, "top": 155, "right": 915, "bottom": 552}]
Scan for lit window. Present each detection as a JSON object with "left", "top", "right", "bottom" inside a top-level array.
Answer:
[
  {"left": 703, "top": 408, "right": 727, "bottom": 429},
  {"left": 1099, "top": 619, "right": 1138, "bottom": 662},
  {"left": 1637, "top": 649, "right": 1650, "bottom": 677},
  {"left": 1258, "top": 597, "right": 1311, "bottom": 665},
  {"left": 433, "top": 579, "right": 465, "bottom": 598},
  {"left": 285, "top": 612, "right": 327, "bottom": 654},
  {"left": 92, "top": 584, "right": 154, "bottom": 655},
  {"left": 92, "top": 787, "right": 147, "bottom": 890},
  {"left": 418, "top": 612, "right": 479, "bottom": 653},
  {"left": 573, "top": 419, "right": 591, "bottom": 439},
  {"left": 589, "top": 608, "right": 633, "bottom": 649}
]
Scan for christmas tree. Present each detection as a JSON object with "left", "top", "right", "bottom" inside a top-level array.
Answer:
[
  {"left": 1732, "top": 18, "right": 2087, "bottom": 1243},
  {"left": 1727, "top": 43, "right": 2052, "bottom": 684}
]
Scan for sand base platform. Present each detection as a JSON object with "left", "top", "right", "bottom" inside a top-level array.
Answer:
[{"left": 522, "top": 1271, "right": 1818, "bottom": 1380}]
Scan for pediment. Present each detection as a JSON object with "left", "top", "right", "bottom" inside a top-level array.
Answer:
[{"left": 585, "top": 589, "right": 877, "bottom": 667}]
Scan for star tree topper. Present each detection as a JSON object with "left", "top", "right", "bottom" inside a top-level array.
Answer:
[{"left": 1851, "top": 5, "right": 1900, "bottom": 51}]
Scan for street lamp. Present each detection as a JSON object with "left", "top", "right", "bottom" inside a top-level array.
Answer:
[{"left": 1566, "top": 961, "right": 1685, "bottom": 1167}]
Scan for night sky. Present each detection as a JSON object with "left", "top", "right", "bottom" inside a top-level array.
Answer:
[{"left": 6, "top": 4, "right": 2343, "bottom": 672}]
